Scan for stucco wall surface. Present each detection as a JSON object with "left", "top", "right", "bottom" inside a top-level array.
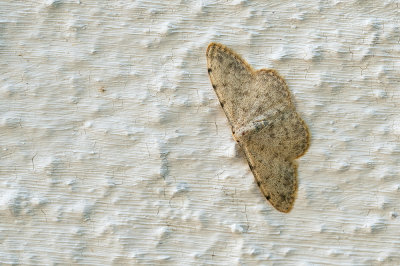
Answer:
[{"left": 1, "top": 0, "right": 400, "bottom": 265}]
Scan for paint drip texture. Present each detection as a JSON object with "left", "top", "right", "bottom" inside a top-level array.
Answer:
[{"left": 1, "top": 0, "right": 400, "bottom": 265}]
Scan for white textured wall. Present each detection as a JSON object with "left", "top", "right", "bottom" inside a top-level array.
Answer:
[{"left": 1, "top": 0, "right": 400, "bottom": 264}]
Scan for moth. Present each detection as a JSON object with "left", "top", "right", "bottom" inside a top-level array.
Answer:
[{"left": 206, "top": 42, "right": 310, "bottom": 213}]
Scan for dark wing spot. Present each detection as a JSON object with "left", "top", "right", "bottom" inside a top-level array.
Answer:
[
  {"left": 266, "top": 195, "right": 271, "bottom": 200},
  {"left": 208, "top": 68, "right": 212, "bottom": 73},
  {"left": 212, "top": 84, "right": 216, "bottom": 89},
  {"left": 256, "top": 181, "right": 261, "bottom": 186},
  {"left": 280, "top": 194, "right": 287, "bottom": 202}
]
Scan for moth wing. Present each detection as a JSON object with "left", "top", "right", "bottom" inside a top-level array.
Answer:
[
  {"left": 238, "top": 110, "right": 310, "bottom": 213},
  {"left": 206, "top": 43, "right": 253, "bottom": 128},
  {"left": 251, "top": 155, "right": 298, "bottom": 213},
  {"left": 207, "top": 43, "right": 295, "bottom": 132},
  {"left": 246, "top": 70, "right": 293, "bottom": 126},
  {"left": 274, "top": 110, "right": 310, "bottom": 160}
]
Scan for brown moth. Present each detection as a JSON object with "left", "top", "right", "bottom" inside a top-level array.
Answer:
[{"left": 206, "top": 42, "right": 310, "bottom": 213}]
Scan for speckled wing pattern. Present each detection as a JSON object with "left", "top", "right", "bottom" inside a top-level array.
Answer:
[{"left": 206, "top": 42, "right": 310, "bottom": 213}]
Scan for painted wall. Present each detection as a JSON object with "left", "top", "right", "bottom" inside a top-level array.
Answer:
[{"left": 1, "top": 0, "right": 399, "bottom": 264}]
